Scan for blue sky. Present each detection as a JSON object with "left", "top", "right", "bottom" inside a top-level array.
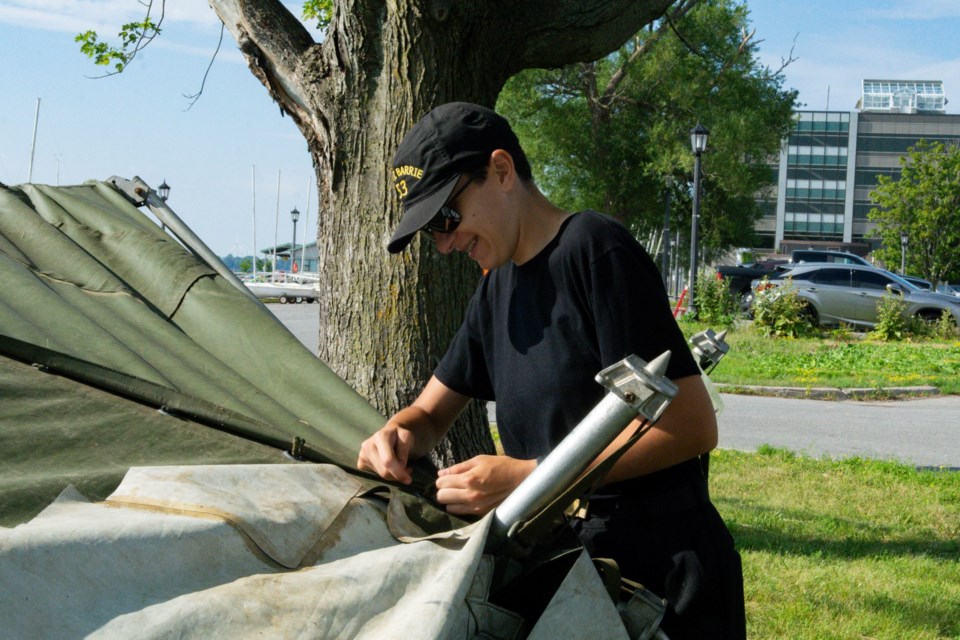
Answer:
[{"left": 1, "top": 1, "right": 958, "bottom": 256}]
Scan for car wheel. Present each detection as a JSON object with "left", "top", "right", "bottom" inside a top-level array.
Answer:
[
  {"left": 279, "top": 295, "right": 289, "bottom": 304},
  {"left": 801, "top": 303, "right": 819, "bottom": 326},
  {"left": 915, "top": 309, "right": 946, "bottom": 324}
]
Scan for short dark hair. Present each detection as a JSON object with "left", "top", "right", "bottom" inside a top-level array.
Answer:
[{"left": 462, "top": 146, "right": 533, "bottom": 184}]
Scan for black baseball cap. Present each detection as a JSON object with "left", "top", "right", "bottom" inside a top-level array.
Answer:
[{"left": 387, "top": 102, "right": 521, "bottom": 253}]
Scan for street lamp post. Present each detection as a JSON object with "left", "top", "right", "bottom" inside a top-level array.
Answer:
[
  {"left": 687, "top": 123, "right": 709, "bottom": 317},
  {"left": 662, "top": 176, "right": 673, "bottom": 290},
  {"left": 900, "top": 230, "right": 908, "bottom": 275},
  {"left": 157, "top": 180, "right": 171, "bottom": 232},
  {"left": 290, "top": 207, "right": 300, "bottom": 271}
]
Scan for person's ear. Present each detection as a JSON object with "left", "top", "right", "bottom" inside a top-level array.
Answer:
[{"left": 489, "top": 149, "right": 516, "bottom": 191}]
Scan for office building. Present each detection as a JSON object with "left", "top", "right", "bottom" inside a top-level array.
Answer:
[{"left": 756, "top": 80, "right": 960, "bottom": 255}]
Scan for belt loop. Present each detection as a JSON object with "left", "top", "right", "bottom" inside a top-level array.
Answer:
[{"left": 565, "top": 498, "right": 591, "bottom": 520}]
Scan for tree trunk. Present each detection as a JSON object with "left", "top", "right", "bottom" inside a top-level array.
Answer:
[{"left": 209, "top": 0, "right": 674, "bottom": 467}]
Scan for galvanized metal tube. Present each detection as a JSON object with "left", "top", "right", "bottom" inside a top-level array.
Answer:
[
  {"left": 491, "top": 391, "right": 638, "bottom": 542},
  {"left": 109, "top": 176, "right": 262, "bottom": 305}
]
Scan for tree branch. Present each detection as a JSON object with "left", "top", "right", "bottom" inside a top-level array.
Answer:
[
  {"left": 665, "top": 8, "right": 702, "bottom": 58},
  {"left": 498, "top": 0, "right": 677, "bottom": 72},
  {"left": 182, "top": 22, "right": 225, "bottom": 110},
  {"left": 208, "top": 0, "right": 317, "bottom": 121},
  {"left": 765, "top": 33, "right": 799, "bottom": 78},
  {"left": 602, "top": 0, "right": 702, "bottom": 107},
  {"left": 705, "top": 26, "right": 756, "bottom": 92},
  {"left": 77, "top": 0, "right": 166, "bottom": 78}
]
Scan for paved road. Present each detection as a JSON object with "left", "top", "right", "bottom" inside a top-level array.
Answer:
[
  {"left": 267, "top": 302, "right": 320, "bottom": 354},
  {"left": 717, "top": 393, "right": 960, "bottom": 468},
  {"left": 268, "top": 303, "right": 960, "bottom": 468}
]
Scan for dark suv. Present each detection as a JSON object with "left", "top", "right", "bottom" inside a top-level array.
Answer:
[{"left": 790, "top": 250, "right": 871, "bottom": 266}]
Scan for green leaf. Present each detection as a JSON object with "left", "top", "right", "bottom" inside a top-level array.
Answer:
[{"left": 302, "top": 0, "right": 333, "bottom": 29}]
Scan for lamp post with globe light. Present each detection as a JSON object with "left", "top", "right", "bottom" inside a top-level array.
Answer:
[
  {"left": 290, "top": 207, "right": 300, "bottom": 272},
  {"left": 157, "top": 180, "right": 171, "bottom": 231},
  {"left": 687, "top": 123, "right": 709, "bottom": 317},
  {"left": 900, "top": 230, "right": 908, "bottom": 275}
]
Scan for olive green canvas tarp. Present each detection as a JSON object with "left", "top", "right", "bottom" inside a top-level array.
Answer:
[
  {"left": 0, "top": 180, "right": 388, "bottom": 526},
  {"left": 0, "top": 180, "right": 640, "bottom": 639}
]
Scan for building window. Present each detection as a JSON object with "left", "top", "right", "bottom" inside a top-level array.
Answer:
[
  {"left": 785, "top": 211, "right": 844, "bottom": 236},
  {"left": 788, "top": 145, "right": 848, "bottom": 166},
  {"left": 794, "top": 111, "right": 850, "bottom": 133},
  {"left": 786, "top": 179, "right": 846, "bottom": 200}
]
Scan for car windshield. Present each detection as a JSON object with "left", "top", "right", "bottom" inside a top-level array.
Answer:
[{"left": 885, "top": 272, "right": 922, "bottom": 291}]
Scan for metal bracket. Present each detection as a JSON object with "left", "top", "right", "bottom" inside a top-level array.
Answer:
[
  {"left": 689, "top": 328, "right": 730, "bottom": 371},
  {"left": 595, "top": 352, "right": 678, "bottom": 424}
]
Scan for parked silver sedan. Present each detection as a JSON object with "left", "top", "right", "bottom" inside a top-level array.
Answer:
[{"left": 751, "top": 263, "right": 960, "bottom": 328}]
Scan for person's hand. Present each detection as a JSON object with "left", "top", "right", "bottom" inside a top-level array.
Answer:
[
  {"left": 357, "top": 422, "right": 417, "bottom": 485},
  {"left": 435, "top": 455, "right": 537, "bottom": 516}
]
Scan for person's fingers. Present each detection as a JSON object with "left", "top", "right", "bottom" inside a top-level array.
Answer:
[
  {"left": 437, "top": 457, "right": 477, "bottom": 477},
  {"left": 435, "top": 485, "right": 509, "bottom": 516},
  {"left": 357, "top": 428, "right": 413, "bottom": 485}
]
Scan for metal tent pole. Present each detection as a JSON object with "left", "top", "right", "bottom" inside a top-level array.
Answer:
[{"left": 108, "top": 176, "right": 262, "bottom": 305}]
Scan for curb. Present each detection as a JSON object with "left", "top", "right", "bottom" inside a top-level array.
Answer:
[{"left": 714, "top": 384, "right": 941, "bottom": 401}]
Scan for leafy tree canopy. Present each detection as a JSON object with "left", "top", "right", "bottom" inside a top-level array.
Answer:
[
  {"left": 868, "top": 139, "right": 960, "bottom": 285},
  {"left": 496, "top": 0, "right": 797, "bottom": 261}
]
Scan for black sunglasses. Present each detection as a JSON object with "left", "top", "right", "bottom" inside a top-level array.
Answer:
[{"left": 419, "top": 176, "right": 475, "bottom": 240}]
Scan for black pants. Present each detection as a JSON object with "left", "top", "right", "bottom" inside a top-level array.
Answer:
[{"left": 572, "top": 478, "right": 746, "bottom": 640}]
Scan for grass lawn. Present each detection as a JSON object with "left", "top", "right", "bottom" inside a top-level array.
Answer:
[
  {"left": 679, "top": 320, "right": 960, "bottom": 395},
  {"left": 711, "top": 447, "right": 960, "bottom": 639}
]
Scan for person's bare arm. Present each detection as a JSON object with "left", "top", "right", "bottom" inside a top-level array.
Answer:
[
  {"left": 357, "top": 376, "right": 469, "bottom": 485},
  {"left": 593, "top": 374, "right": 717, "bottom": 484}
]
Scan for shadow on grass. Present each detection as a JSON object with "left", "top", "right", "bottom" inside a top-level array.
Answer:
[
  {"left": 861, "top": 592, "right": 960, "bottom": 637},
  {"left": 722, "top": 499, "right": 960, "bottom": 636},
  {"left": 718, "top": 498, "right": 960, "bottom": 560}
]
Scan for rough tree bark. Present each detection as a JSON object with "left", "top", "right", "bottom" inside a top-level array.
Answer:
[{"left": 208, "top": 0, "right": 675, "bottom": 467}]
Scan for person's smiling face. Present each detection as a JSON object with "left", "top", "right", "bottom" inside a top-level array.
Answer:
[{"left": 431, "top": 155, "right": 521, "bottom": 270}]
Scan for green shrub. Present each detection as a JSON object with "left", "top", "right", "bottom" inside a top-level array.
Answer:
[
  {"left": 868, "top": 293, "right": 957, "bottom": 341},
  {"left": 870, "top": 293, "right": 911, "bottom": 341},
  {"left": 826, "top": 322, "right": 856, "bottom": 342},
  {"left": 931, "top": 309, "right": 960, "bottom": 340},
  {"left": 751, "top": 277, "right": 817, "bottom": 338},
  {"left": 695, "top": 272, "right": 739, "bottom": 326}
]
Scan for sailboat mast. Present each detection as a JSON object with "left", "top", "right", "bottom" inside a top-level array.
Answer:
[
  {"left": 251, "top": 165, "right": 257, "bottom": 279},
  {"left": 273, "top": 170, "right": 281, "bottom": 277},
  {"left": 28, "top": 98, "right": 41, "bottom": 182},
  {"left": 302, "top": 176, "right": 311, "bottom": 273}
]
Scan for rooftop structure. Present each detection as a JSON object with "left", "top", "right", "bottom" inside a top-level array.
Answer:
[{"left": 860, "top": 79, "right": 946, "bottom": 114}]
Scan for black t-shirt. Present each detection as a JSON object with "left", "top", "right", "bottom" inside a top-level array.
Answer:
[{"left": 435, "top": 211, "right": 701, "bottom": 489}]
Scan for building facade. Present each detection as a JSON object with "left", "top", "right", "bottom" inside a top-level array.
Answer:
[
  {"left": 260, "top": 242, "right": 319, "bottom": 273},
  {"left": 756, "top": 80, "right": 960, "bottom": 255}
]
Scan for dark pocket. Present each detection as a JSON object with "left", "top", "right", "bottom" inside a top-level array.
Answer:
[{"left": 664, "top": 550, "right": 705, "bottom": 615}]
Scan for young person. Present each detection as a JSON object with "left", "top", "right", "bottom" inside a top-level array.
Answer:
[{"left": 358, "top": 102, "right": 745, "bottom": 638}]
